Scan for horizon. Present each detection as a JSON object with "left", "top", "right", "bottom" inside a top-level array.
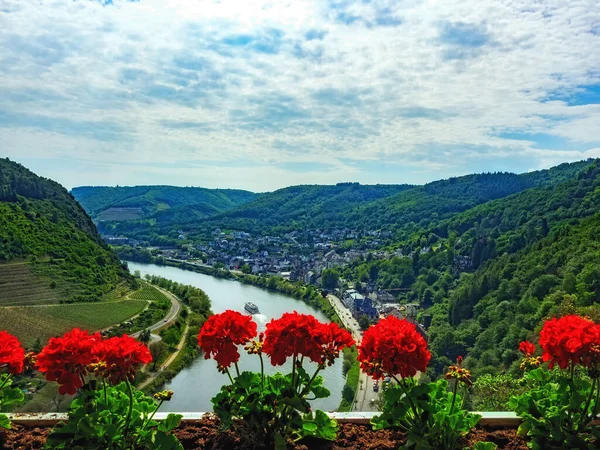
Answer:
[
  {"left": 66, "top": 157, "right": 594, "bottom": 193},
  {"left": 2, "top": 0, "right": 600, "bottom": 191}
]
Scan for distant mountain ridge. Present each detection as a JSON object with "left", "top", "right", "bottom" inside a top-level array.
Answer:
[
  {"left": 72, "top": 159, "right": 595, "bottom": 244},
  {"left": 71, "top": 185, "right": 259, "bottom": 223}
]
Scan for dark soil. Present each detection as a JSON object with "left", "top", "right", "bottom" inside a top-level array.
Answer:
[
  {"left": 0, "top": 424, "right": 49, "bottom": 450},
  {"left": 0, "top": 416, "right": 528, "bottom": 449},
  {"left": 173, "top": 415, "right": 528, "bottom": 450}
]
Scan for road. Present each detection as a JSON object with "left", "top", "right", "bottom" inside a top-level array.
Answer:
[
  {"left": 135, "top": 287, "right": 189, "bottom": 390},
  {"left": 137, "top": 310, "right": 190, "bottom": 391},
  {"left": 131, "top": 285, "right": 181, "bottom": 338},
  {"left": 327, "top": 294, "right": 378, "bottom": 412}
]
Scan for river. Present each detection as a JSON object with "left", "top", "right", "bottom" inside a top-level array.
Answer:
[{"left": 126, "top": 261, "right": 344, "bottom": 412}]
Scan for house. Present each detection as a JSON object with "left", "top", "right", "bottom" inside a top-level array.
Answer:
[
  {"left": 304, "top": 271, "right": 316, "bottom": 285},
  {"left": 354, "top": 296, "right": 378, "bottom": 320}
]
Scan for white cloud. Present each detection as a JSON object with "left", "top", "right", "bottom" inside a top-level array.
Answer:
[{"left": 0, "top": 0, "right": 599, "bottom": 190}]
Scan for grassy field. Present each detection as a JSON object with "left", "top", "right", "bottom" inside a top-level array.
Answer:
[
  {"left": 0, "top": 300, "right": 147, "bottom": 348},
  {"left": 0, "top": 262, "right": 74, "bottom": 306}
]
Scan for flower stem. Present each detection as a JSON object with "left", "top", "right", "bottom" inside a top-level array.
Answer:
[
  {"left": 583, "top": 377, "right": 597, "bottom": 425},
  {"left": 0, "top": 374, "right": 13, "bottom": 391},
  {"left": 225, "top": 367, "right": 234, "bottom": 385},
  {"left": 234, "top": 362, "right": 240, "bottom": 378},
  {"left": 291, "top": 354, "right": 297, "bottom": 391},
  {"left": 102, "top": 379, "right": 108, "bottom": 407},
  {"left": 124, "top": 379, "right": 135, "bottom": 441},
  {"left": 299, "top": 364, "right": 324, "bottom": 398},
  {"left": 395, "top": 376, "right": 419, "bottom": 421},
  {"left": 259, "top": 353, "right": 265, "bottom": 390},
  {"left": 144, "top": 399, "right": 164, "bottom": 430},
  {"left": 460, "top": 384, "right": 468, "bottom": 410},
  {"left": 449, "top": 378, "right": 459, "bottom": 414}
]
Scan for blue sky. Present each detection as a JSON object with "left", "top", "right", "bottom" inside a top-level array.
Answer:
[{"left": 1, "top": 0, "right": 599, "bottom": 192}]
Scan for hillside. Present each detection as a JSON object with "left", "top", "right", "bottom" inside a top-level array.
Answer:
[
  {"left": 340, "top": 159, "right": 600, "bottom": 377},
  {"left": 71, "top": 185, "right": 259, "bottom": 222},
  {"left": 177, "top": 160, "right": 594, "bottom": 236},
  {"left": 0, "top": 157, "right": 135, "bottom": 304},
  {"left": 76, "top": 161, "right": 593, "bottom": 244},
  {"left": 91, "top": 182, "right": 414, "bottom": 243}
]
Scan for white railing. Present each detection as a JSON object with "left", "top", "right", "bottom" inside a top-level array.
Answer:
[{"left": 6, "top": 411, "right": 520, "bottom": 427}]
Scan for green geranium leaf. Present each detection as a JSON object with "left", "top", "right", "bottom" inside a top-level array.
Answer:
[
  {"left": 158, "top": 413, "right": 183, "bottom": 433},
  {"left": 0, "top": 414, "right": 11, "bottom": 429}
]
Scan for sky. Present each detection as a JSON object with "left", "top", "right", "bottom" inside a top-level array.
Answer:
[{"left": 1, "top": 0, "right": 599, "bottom": 192}]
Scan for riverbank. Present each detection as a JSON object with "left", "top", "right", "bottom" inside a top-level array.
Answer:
[
  {"left": 150, "top": 260, "right": 359, "bottom": 411},
  {"left": 135, "top": 275, "right": 212, "bottom": 394},
  {"left": 157, "top": 259, "right": 344, "bottom": 326},
  {"left": 126, "top": 261, "right": 346, "bottom": 412}
]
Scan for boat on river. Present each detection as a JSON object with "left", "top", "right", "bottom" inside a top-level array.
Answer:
[{"left": 244, "top": 301, "right": 259, "bottom": 314}]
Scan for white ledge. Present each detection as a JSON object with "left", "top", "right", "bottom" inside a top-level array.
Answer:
[{"left": 6, "top": 411, "right": 521, "bottom": 427}]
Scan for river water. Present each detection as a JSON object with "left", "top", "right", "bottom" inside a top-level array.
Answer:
[{"left": 126, "top": 261, "right": 344, "bottom": 412}]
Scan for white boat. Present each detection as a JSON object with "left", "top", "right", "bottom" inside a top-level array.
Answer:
[{"left": 244, "top": 302, "right": 259, "bottom": 314}]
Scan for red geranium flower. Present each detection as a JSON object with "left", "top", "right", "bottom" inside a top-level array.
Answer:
[
  {"left": 0, "top": 331, "right": 25, "bottom": 375},
  {"left": 518, "top": 341, "right": 536, "bottom": 356},
  {"left": 198, "top": 310, "right": 257, "bottom": 368},
  {"left": 539, "top": 315, "right": 600, "bottom": 369},
  {"left": 358, "top": 316, "right": 430, "bottom": 380},
  {"left": 37, "top": 329, "right": 101, "bottom": 395},
  {"left": 93, "top": 335, "right": 152, "bottom": 385},
  {"left": 262, "top": 312, "right": 325, "bottom": 366},
  {"left": 316, "top": 322, "right": 355, "bottom": 366}
]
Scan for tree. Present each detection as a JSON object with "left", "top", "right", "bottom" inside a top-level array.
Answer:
[
  {"left": 342, "top": 384, "right": 355, "bottom": 403},
  {"left": 240, "top": 263, "right": 251, "bottom": 274},
  {"left": 149, "top": 341, "right": 169, "bottom": 371},
  {"left": 358, "top": 314, "right": 370, "bottom": 331},
  {"left": 321, "top": 268, "right": 340, "bottom": 290},
  {"left": 139, "top": 329, "right": 151, "bottom": 344}
]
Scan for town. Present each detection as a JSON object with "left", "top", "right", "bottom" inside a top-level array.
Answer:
[{"left": 103, "top": 227, "right": 439, "bottom": 335}]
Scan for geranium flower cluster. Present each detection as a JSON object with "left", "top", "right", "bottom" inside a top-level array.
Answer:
[
  {"left": 262, "top": 312, "right": 355, "bottom": 367},
  {"left": 0, "top": 331, "right": 25, "bottom": 375},
  {"left": 36, "top": 328, "right": 152, "bottom": 395},
  {"left": 358, "top": 316, "right": 430, "bottom": 379},
  {"left": 198, "top": 310, "right": 354, "bottom": 369},
  {"left": 445, "top": 356, "right": 472, "bottom": 386},
  {"left": 198, "top": 310, "right": 258, "bottom": 368},
  {"left": 539, "top": 315, "right": 600, "bottom": 373}
]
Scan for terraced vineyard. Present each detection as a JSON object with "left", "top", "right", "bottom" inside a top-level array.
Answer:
[
  {"left": 0, "top": 300, "right": 147, "bottom": 347},
  {"left": 0, "top": 262, "right": 75, "bottom": 306},
  {"left": 129, "top": 284, "right": 169, "bottom": 302}
]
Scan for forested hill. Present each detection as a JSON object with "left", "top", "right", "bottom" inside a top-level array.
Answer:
[
  {"left": 341, "top": 159, "right": 600, "bottom": 378},
  {"left": 211, "top": 183, "right": 414, "bottom": 230},
  {"left": 184, "top": 159, "right": 593, "bottom": 235},
  {"left": 0, "top": 158, "right": 134, "bottom": 302},
  {"left": 71, "top": 185, "right": 259, "bottom": 222},
  {"left": 94, "top": 182, "right": 415, "bottom": 242}
]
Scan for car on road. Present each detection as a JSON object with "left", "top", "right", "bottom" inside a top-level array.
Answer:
[{"left": 373, "top": 381, "right": 379, "bottom": 392}]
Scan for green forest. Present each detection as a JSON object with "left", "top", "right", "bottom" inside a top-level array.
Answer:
[
  {"left": 72, "top": 185, "right": 259, "bottom": 222},
  {"left": 88, "top": 160, "right": 593, "bottom": 244},
  {"left": 340, "top": 160, "right": 600, "bottom": 378},
  {"left": 0, "top": 158, "right": 135, "bottom": 302}
]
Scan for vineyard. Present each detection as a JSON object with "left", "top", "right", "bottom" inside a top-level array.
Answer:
[
  {"left": 128, "top": 284, "right": 169, "bottom": 302},
  {"left": 0, "top": 262, "right": 75, "bottom": 306},
  {"left": 0, "top": 300, "right": 147, "bottom": 347},
  {"left": 102, "top": 282, "right": 133, "bottom": 300}
]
